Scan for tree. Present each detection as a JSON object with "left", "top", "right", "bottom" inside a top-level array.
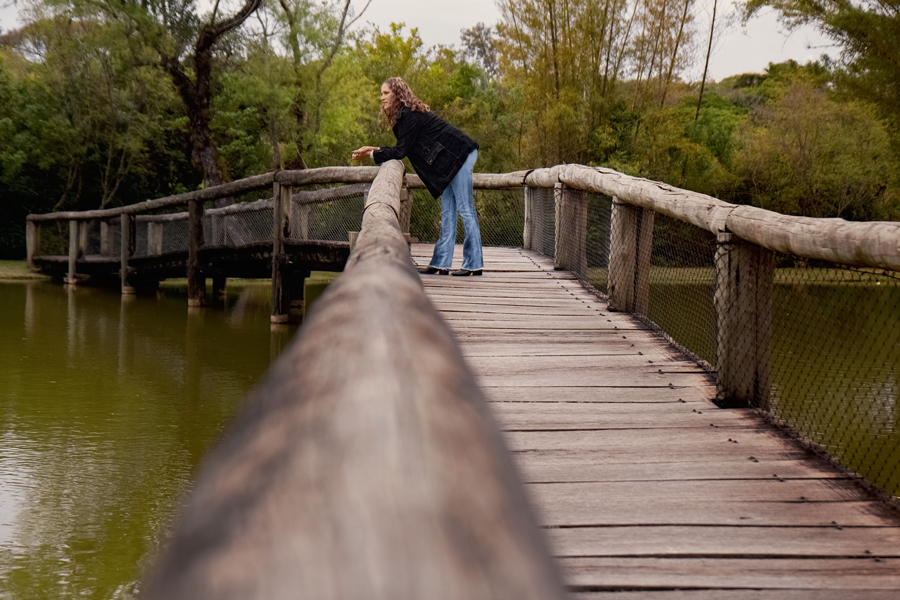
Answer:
[
  {"left": 1, "top": 15, "right": 180, "bottom": 209},
  {"left": 461, "top": 22, "right": 499, "bottom": 81},
  {"left": 734, "top": 74, "right": 896, "bottom": 220},
  {"left": 742, "top": 0, "right": 900, "bottom": 120},
  {"left": 81, "top": 0, "right": 262, "bottom": 188},
  {"left": 274, "top": 0, "right": 371, "bottom": 167}
]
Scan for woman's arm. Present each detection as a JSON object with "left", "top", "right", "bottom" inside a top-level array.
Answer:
[{"left": 351, "top": 108, "right": 424, "bottom": 163}]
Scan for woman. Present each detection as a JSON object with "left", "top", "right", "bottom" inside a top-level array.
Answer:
[{"left": 352, "top": 77, "right": 483, "bottom": 276}]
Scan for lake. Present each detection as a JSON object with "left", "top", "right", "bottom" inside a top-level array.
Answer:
[{"left": 0, "top": 280, "right": 296, "bottom": 599}]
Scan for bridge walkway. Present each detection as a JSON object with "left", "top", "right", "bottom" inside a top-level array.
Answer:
[{"left": 412, "top": 243, "right": 900, "bottom": 598}]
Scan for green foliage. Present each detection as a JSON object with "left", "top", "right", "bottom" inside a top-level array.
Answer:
[
  {"left": 734, "top": 74, "right": 897, "bottom": 219},
  {"left": 2, "top": 0, "right": 900, "bottom": 258}
]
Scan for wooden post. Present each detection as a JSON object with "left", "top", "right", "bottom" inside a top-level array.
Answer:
[
  {"left": 148, "top": 222, "right": 164, "bottom": 256},
  {"left": 120, "top": 214, "right": 136, "bottom": 294},
  {"left": 100, "top": 221, "right": 111, "bottom": 256},
  {"left": 553, "top": 184, "right": 588, "bottom": 274},
  {"left": 297, "top": 203, "right": 309, "bottom": 241},
  {"left": 25, "top": 221, "right": 40, "bottom": 270},
  {"left": 288, "top": 268, "right": 309, "bottom": 313},
  {"left": 532, "top": 186, "right": 546, "bottom": 255},
  {"left": 187, "top": 200, "right": 205, "bottom": 307},
  {"left": 633, "top": 208, "right": 655, "bottom": 317},
  {"left": 398, "top": 186, "right": 412, "bottom": 234},
  {"left": 523, "top": 186, "right": 534, "bottom": 251},
  {"left": 348, "top": 231, "right": 359, "bottom": 250},
  {"left": 608, "top": 198, "right": 654, "bottom": 313},
  {"left": 79, "top": 220, "right": 89, "bottom": 257},
  {"left": 714, "top": 232, "right": 774, "bottom": 409},
  {"left": 553, "top": 183, "right": 565, "bottom": 269},
  {"left": 66, "top": 220, "right": 79, "bottom": 285},
  {"left": 210, "top": 212, "right": 222, "bottom": 247},
  {"left": 271, "top": 181, "right": 292, "bottom": 323},
  {"left": 608, "top": 198, "right": 636, "bottom": 311}
]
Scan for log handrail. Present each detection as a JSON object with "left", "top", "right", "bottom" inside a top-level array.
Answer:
[
  {"left": 546, "top": 164, "right": 900, "bottom": 272},
  {"left": 130, "top": 184, "right": 376, "bottom": 225},
  {"left": 26, "top": 170, "right": 531, "bottom": 223},
  {"left": 142, "top": 160, "right": 566, "bottom": 600},
  {"left": 26, "top": 162, "right": 900, "bottom": 270}
]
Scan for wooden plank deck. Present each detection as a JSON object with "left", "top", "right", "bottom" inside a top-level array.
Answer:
[{"left": 412, "top": 243, "right": 900, "bottom": 599}]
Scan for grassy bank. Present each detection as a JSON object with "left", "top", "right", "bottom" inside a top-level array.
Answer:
[{"left": 0, "top": 261, "right": 50, "bottom": 281}]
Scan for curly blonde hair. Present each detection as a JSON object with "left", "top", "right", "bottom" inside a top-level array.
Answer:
[{"left": 380, "top": 77, "right": 430, "bottom": 127}]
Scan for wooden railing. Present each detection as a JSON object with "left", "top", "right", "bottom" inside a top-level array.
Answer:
[
  {"left": 25, "top": 168, "right": 525, "bottom": 321},
  {"left": 27, "top": 161, "right": 900, "bottom": 407},
  {"left": 141, "top": 160, "right": 566, "bottom": 600},
  {"left": 519, "top": 164, "right": 900, "bottom": 409}
]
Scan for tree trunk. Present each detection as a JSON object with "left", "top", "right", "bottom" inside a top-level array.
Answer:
[{"left": 160, "top": 0, "right": 261, "bottom": 196}]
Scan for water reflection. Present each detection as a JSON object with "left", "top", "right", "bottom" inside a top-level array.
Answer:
[{"left": 0, "top": 281, "right": 298, "bottom": 599}]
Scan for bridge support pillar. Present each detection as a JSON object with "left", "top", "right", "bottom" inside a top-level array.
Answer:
[
  {"left": 608, "top": 199, "right": 654, "bottom": 314},
  {"left": 26, "top": 221, "right": 40, "bottom": 271},
  {"left": 212, "top": 275, "right": 227, "bottom": 299},
  {"left": 187, "top": 200, "right": 205, "bottom": 306},
  {"left": 66, "top": 220, "right": 79, "bottom": 285},
  {"left": 121, "top": 214, "right": 136, "bottom": 295},
  {"left": 289, "top": 268, "right": 309, "bottom": 313},
  {"left": 271, "top": 181, "right": 293, "bottom": 324},
  {"left": 714, "top": 232, "right": 774, "bottom": 409}
]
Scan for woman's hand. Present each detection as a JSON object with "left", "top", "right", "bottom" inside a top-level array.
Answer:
[{"left": 352, "top": 146, "right": 378, "bottom": 161}]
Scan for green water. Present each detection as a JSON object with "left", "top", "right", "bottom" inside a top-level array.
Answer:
[{"left": 0, "top": 281, "right": 297, "bottom": 599}]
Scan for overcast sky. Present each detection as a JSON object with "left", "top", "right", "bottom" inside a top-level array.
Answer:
[
  {"left": 359, "top": 0, "right": 835, "bottom": 81},
  {"left": 0, "top": 0, "right": 835, "bottom": 81}
]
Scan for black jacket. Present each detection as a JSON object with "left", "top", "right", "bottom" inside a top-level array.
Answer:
[{"left": 373, "top": 107, "right": 478, "bottom": 198}]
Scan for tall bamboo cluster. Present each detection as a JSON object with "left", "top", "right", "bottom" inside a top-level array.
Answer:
[{"left": 496, "top": 0, "right": 699, "bottom": 165}]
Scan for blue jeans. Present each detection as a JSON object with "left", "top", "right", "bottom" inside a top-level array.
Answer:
[{"left": 429, "top": 149, "right": 483, "bottom": 271}]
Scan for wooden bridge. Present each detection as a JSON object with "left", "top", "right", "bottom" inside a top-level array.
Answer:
[
  {"left": 29, "top": 161, "right": 900, "bottom": 598},
  {"left": 417, "top": 243, "right": 900, "bottom": 597}
]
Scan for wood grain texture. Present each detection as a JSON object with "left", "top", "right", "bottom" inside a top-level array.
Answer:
[
  {"left": 726, "top": 204, "right": 900, "bottom": 271},
  {"left": 547, "top": 525, "right": 900, "bottom": 557},
  {"left": 416, "top": 243, "right": 900, "bottom": 596},
  {"left": 514, "top": 458, "right": 846, "bottom": 483},
  {"left": 557, "top": 165, "right": 734, "bottom": 234},
  {"left": 29, "top": 172, "right": 276, "bottom": 221},
  {"left": 25, "top": 220, "right": 39, "bottom": 266},
  {"left": 573, "top": 592, "right": 900, "bottom": 600},
  {"left": 404, "top": 172, "right": 530, "bottom": 190},
  {"left": 143, "top": 162, "right": 565, "bottom": 600},
  {"left": 560, "top": 557, "right": 900, "bottom": 589}
]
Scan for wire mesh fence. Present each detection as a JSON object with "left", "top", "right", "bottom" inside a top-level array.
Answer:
[
  {"left": 765, "top": 258, "right": 900, "bottom": 496},
  {"left": 529, "top": 186, "right": 556, "bottom": 258},
  {"left": 647, "top": 214, "right": 718, "bottom": 366},
  {"left": 287, "top": 187, "right": 366, "bottom": 243},
  {"left": 527, "top": 186, "right": 611, "bottom": 295},
  {"left": 409, "top": 188, "right": 525, "bottom": 247}
]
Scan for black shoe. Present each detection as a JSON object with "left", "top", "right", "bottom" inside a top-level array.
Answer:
[
  {"left": 450, "top": 269, "right": 483, "bottom": 276},
  {"left": 418, "top": 266, "right": 449, "bottom": 275}
]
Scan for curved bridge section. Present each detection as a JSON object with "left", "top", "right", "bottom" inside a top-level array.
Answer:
[{"left": 25, "top": 162, "right": 900, "bottom": 597}]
